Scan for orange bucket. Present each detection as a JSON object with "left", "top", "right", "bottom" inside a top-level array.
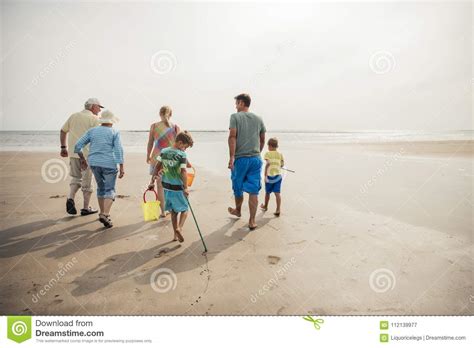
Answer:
[{"left": 187, "top": 167, "right": 196, "bottom": 187}]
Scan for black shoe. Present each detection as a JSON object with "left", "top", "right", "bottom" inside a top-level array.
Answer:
[
  {"left": 81, "top": 207, "right": 98, "bottom": 216},
  {"left": 66, "top": 198, "right": 77, "bottom": 215}
]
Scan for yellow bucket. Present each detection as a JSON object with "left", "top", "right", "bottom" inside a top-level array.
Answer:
[
  {"left": 187, "top": 167, "right": 196, "bottom": 187},
  {"left": 141, "top": 189, "right": 161, "bottom": 221}
]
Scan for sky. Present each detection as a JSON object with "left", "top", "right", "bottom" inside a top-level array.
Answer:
[{"left": 1, "top": 0, "right": 472, "bottom": 131}]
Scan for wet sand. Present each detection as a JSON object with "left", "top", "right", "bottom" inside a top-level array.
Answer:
[{"left": 0, "top": 140, "right": 472, "bottom": 315}]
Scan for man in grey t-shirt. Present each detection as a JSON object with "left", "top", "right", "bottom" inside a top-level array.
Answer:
[{"left": 228, "top": 93, "right": 266, "bottom": 230}]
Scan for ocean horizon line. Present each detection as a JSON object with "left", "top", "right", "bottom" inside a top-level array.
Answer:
[{"left": 1, "top": 129, "right": 473, "bottom": 134}]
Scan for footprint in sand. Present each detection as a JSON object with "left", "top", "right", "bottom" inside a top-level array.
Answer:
[
  {"left": 205, "top": 304, "right": 214, "bottom": 315},
  {"left": 154, "top": 245, "right": 181, "bottom": 258},
  {"left": 267, "top": 255, "right": 281, "bottom": 265},
  {"left": 154, "top": 249, "right": 169, "bottom": 258},
  {"left": 288, "top": 240, "right": 306, "bottom": 245},
  {"left": 199, "top": 268, "right": 210, "bottom": 276},
  {"left": 277, "top": 306, "right": 286, "bottom": 315},
  {"left": 190, "top": 295, "right": 202, "bottom": 306}
]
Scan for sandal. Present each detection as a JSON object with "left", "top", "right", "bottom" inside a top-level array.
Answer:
[
  {"left": 81, "top": 207, "right": 98, "bottom": 216},
  {"left": 99, "top": 214, "right": 113, "bottom": 228}
]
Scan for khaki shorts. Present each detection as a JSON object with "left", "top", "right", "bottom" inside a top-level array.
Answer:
[{"left": 69, "top": 158, "right": 93, "bottom": 192}]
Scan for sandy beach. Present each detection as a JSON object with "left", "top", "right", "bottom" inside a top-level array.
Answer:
[{"left": 0, "top": 140, "right": 472, "bottom": 315}]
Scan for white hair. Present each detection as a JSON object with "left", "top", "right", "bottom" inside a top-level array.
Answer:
[{"left": 84, "top": 102, "right": 94, "bottom": 110}]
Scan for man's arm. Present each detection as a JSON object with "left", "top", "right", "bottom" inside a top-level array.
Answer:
[
  {"left": 60, "top": 130, "right": 67, "bottom": 147},
  {"left": 60, "top": 130, "right": 68, "bottom": 157},
  {"left": 228, "top": 128, "right": 237, "bottom": 170},
  {"left": 259, "top": 131, "right": 265, "bottom": 152},
  {"left": 259, "top": 118, "right": 266, "bottom": 152},
  {"left": 60, "top": 116, "right": 71, "bottom": 157}
]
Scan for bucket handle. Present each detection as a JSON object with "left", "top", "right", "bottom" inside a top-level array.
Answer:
[{"left": 143, "top": 189, "right": 159, "bottom": 203}]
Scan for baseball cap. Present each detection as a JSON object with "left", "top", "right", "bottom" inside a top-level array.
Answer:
[{"left": 85, "top": 98, "right": 104, "bottom": 108}]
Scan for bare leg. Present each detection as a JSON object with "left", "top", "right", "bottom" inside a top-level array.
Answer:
[
  {"left": 275, "top": 193, "right": 281, "bottom": 216},
  {"left": 248, "top": 194, "right": 258, "bottom": 229},
  {"left": 68, "top": 184, "right": 80, "bottom": 200},
  {"left": 156, "top": 177, "right": 167, "bottom": 217},
  {"left": 228, "top": 196, "right": 243, "bottom": 217},
  {"left": 171, "top": 212, "right": 178, "bottom": 237},
  {"left": 175, "top": 211, "right": 188, "bottom": 243},
  {"left": 178, "top": 211, "right": 188, "bottom": 230},
  {"left": 97, "top": 197, "right": 105, "bottom": 214},
  {"left": 82, "top": 191, "right": 92, "bottom": 209},
  {"left": 260, "top": 193, "right": 270, "bottom": 210},
  {"left": 103, "top": 198, "right": 113, "bottom": 215},
  {"left": 171, "top": 212, "right": 184, "bottom": 242}
]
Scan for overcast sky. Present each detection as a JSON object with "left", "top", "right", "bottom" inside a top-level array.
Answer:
[{"left": 1, "top": 0, "right": 472, "bottom": 131}]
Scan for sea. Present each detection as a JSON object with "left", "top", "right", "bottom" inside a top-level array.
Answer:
[
  {"left": 1, "top": 130, "right": 472, "bottom": 175},
  {"left": 1, "top": 130, "right": 472, "bottom": 152}
]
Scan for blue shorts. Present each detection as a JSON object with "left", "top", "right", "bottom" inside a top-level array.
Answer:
[
  {"left": 90, "top": 166, "right": 118, "bottom": 199},
  {"left": 265, "top": 175, "right": 282, "bottom": 193},
  {"left": 231, "top": 156, "right": 262, "bottom": 198},
  {"left": 164, "top": 189, "right": 189, "bottom": 213}
]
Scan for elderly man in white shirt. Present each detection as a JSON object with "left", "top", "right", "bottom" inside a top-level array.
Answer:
[{"left": 60, "top": 98, "right": 102, "bottom": 215}]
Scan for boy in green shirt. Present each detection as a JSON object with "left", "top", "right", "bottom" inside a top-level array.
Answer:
[{"left": 149, "top": 132, "right": 194, "bottom": 242}]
